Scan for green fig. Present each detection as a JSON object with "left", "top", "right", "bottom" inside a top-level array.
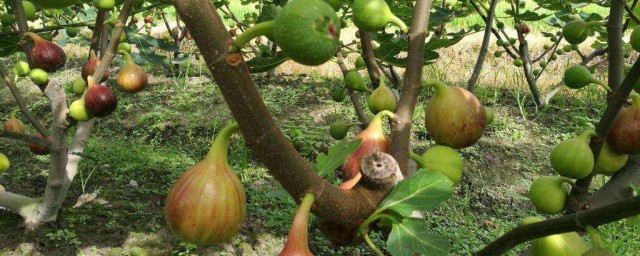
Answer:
[
  {"left": 272, "top": 0, "right": 341, "bottom": 66},
  {"left": 331, "top": 87, "right": 346, "bottom": 102},
  {"left": 606, "top": 94, "right": 640, "bottom": 154},
  {"left": 72, "top": 77, "right": 87, "bottom": 95},
  {"left": 329, "top": 121, "right": 359, "bottom": 140},
  {"left": 355, "top": 56, "right": 366, "bottom": 70},
  {"left": 13, "top": 61, "right": 30, "bottom": 77},
  {"left": 556, "top": 48, "right": 564, "bottom": 55},
  {"left": 352, "top": 0, "right": 408, "bottom": 33},
  {"left": 494, "top": 51, "right": 503, "bottom": 58},
  {"left": 69, "top": 99, "right": 92, "bottom": 122},
  {"left": 28, "top": 68, "right": 49, "bottom": 86},
  {"left": 582, "top": 247, "right": 616, "bottom": 256},
  {"left": 30, "top": 0, "right": 81, "bottom": 8},
  {"left": 631, "top": 26, "right": 640, "bottom": 52},
  {"left": 540, "top": 60, "right": 548, "bottom": 68},
  {"left": 496, "top": 21, "right": 504, "bottom": 29},
  {"left": 165, "top": 123, "right": 246, "bottom": 246},
  {"left": 23, "top": 1, "right": 37, "bottom": 21},
  {"left": 513, "top": 59, "right": 524, "bottom": 67},
  {"left": 257, "top": 4, "right": 282, "bottom": 23},
  {"left": 563, "top": 19, "right": 598, "bottom": 45},
  {"left": 563, "top": 45, "right": 572, "bottom": 52},
  {"left": 522, "top": 217, "right": 589, "bottom": 256},
  {"left": 93, "top": 0, "right": 115, "bottom": 9},
  {"left": 323, "top": 0, "right": 342, "bottom": 11},
  {"left": 412, "top": 145, "right": 463, "bottom": 184},
  {"left": 529, "top": 176, "right": 571, "bottom": 214},
  {"left": 563, "top": 65, "right": 604, "bottom": 89},
  {"left": 117, "top": 42, "right": 132, "bottom": 53},
  {"left": 533, "top": 69, "right": 541, "bottom": 76},
  {"left": 0, "top": 153, "right": 9, "bottom": 172},
  {"left": 485, "top": 107, "right": 495, "bottom": 125},
  {"left": 344, "top": 70, "right": 370, "bottom": 92},
  {"left": 424, "top": 79, "right": 487, "bottom": 149},
  {"left": 595, "top": 143, "right": 628, "bottom": 176},
  {"left": 367, "top": 78, "right": 396, "bottom": 114},
  {"left": 550, "top": 130, "right": 596, "bottom": 179},
  {"left": 66, "top": 27, "right": 80, "bottom": 38}
]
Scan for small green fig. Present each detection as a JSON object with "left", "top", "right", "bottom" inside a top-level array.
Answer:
[
  {"left": 165, "top": 123, "right": 246, "bottom": 246},
  {"left": 66, "top": 27, "right": 80, "bottom": 38},
  {"left": 72, "top": 77, "right": 87, "bottom": 95},
  {"left": 494, "top": 51, "right": 503, "bottom": 58},
  {"left": 595, "top": 143, "right": 628, "bottom": 176},
  {"left": 117, "top": 51, "right": 148, "bottom": 92},
  {"left": 424, "top": 79, "right": 487, "bottom": 149},
  {"left": 278, "top": 193, "right": 314, "bottom": 256},
  {"left": 540, "top": 60, "right": 548, "bottom": 68},
  {"left": 93, "top": 0, "right": 115, "bottom": 10},
  {"left": 513, "top": 59, "right": 524, "bottom": 67},
  {"left": 329, "top": 121, "right": 359, "bottom": 140},
  {"left": 69, "top": 99, "right": 92, "bottom": 122},
  {"left": 563, "top": 45, "right": 572, "bottom": 52},
  {"left": 29, "top": 68, "right": 49, "bottom": 86},
  {"left": 496, "top": 21, "right": 504, "bottom": 29},
  {"left": 352, "top": 0, "right": 407, "bottom": 33},
  {"left": 563, "top": 65, "right": 603, "bottom": 89},
  {"left": 485, "top": 107, "right": 495, "bottom": 125},
  {"left": 529, "top": 176, "right": 572, "bottom": 214},
  {"left": 117, "top": 42, "right": 132, "bottom": 53},
  {"left": 550, "top": 130, "right": 596, "bottom": 179},
  {"left": 367, "top": 78, "right": 396, "bottom": 114},
  {"left": 344, "top": 70, "right": 371, "bottom": 93},
  {"left": 331, "top": 87, "right": 346, "bottom": 102},
  {"left": 355, "top": 56, "right": 365, "bottom": 70},
  {"left": 0, "top": 153, "right": 9, "bottom": 172},
  {"left": 606, "top": 94, "right": 640, "bottom": 154},
  {"left": 522, "top": 217, "right": 589, "bottom": 256},
  {"left": 13, "top": 61, "right": 30, "bottom": 77},
  {"left": 631, "top": 26, "right": 640, "bottom": 52},
  {"left": 563, "top": 19, "right": 597, "bottom": 45},
  {"left": 412, "top": 145, "right": 463, "bottom": 184},
  {"left": 23, "top": 1, "right": 37, "bottom": 21}
]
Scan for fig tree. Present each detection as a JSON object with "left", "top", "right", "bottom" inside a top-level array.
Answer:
[
  {"left": 529, "top": 176, "right": 571, "bottom": 214},
  {"left": 550, "top": 130, "right": 596, "bottom": 179},
  {"left": 412, "top": 145, "right": 463, "bottom": 184},
  {"left": 352, "top": 0, "right": 408, "bottom": 33}
]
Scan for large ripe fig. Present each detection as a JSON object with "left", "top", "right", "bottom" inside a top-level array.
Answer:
[
  {"left": 367, "top": 78, "right": 396, "bottom": 114},
  {"left": 273, "top": 0, "right": 341, "bottom": 66},
  {"left": 82, "top": 51, "right": 109, "bottom": 83},
  {"left": 412, "top": 145, "right": 463, "bottom": 184},
  {"left": 84, "top": 77, "right": 118, "bottom": 117},
  {"left": 607, "top": 94, "right": 640, "bottom": 154},
  {"left": 29, "top": 134, "right": 51, "bottom": 155},
  {"left": 117, "top": 51, "right": 148, "bottom": 92},
  {"left": 522, "top": 217, "right": 589, "bottom": 256},
  {"left": 528, "top": 176, "right": 571, "bottom": 214},
  {"left": 329, "top": 121, "right": 359, "bottom": 140},
  {"left": 331, "top": 87, "right": 346, "bottom": 102},
  {"left": 165, "top": 123, "right": 246, "bottom": 246},
  {"left": 72, "top": 77, "right": 87, "bottom": 95},
  {"left": 13, "top": 61, "right": 30, "bottom": 77},
  {"left": 550, "top": 130, "right": 596, "bottom": 179},
  {"left": 23, "top": 32, "right": 67, "bottom": 73},
  {"left": 344, "top": 70, "right": 370, "bottom": 93},
  {"left": 352, "top": 0, "right": 407, "bottom": 33},
  {"left": 632, "top": 26, "right": 640, "bottom": 52},
  {"left": 279, "top": 193, "right": 314, "bottom": 256},
  {"left": 341, "top": 111, "right": 394, "bottom": 186},
  {"left": 563, "top": 65, "right": 604, "bottom": 89},
  {"left": 4, "top": 113, "right": 25, "bottom": 134},
  {"left": 424, "top": 79, "right": 486, "bottom": 149},
  {"left": 595, "top": 143, "right": 628, "bottom": 176},
  {"left": 69, "top": 99, "right": 92, "bottom": 122},
  {"left": 0, "top": 153, "right": 9, "bottom": 172}
]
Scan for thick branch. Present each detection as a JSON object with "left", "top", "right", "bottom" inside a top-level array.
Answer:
[
  {"left": 390, "top": 0, "right": 433, "bottom": 176},
  {"left": 0, "top": 65, "right": 49, "bottom": 137},
  {"left": 467, "top": 0, "right": 497, "bottom": 91},
  {"left": 92, "top": 2, "right": 134, "bottom": 82},
  {"left": 518, "top": 40, "right": 543, "bottom": 106},
  {"left": 475, "top": 195, "right": 640, "bottom": 256},
  {"left": 607, "top": 0, "right": 626, "bottom": 92},
  {"left": 11, "top": 0, "right": 33, "bottom": 65},
  {"left": 90, "top": 10, "right": 108, "bottom": 55},
  {"left": 0, "top": 130, "right": 51, "bottom": 147},
  {"left": 0, "top": 22, "right": 91, "bottom": 37},
  {"left": 360, "top": 32, "right": 381, "bottom": 88},
  {"left": 173, "top": 0, "right": 392, "bottom": 226},
  {"left": 0, "top": 191, "right": 39, "bottom": 217},
  {"left": 589, "top": 154, "right": 640, "bottom": 208}
]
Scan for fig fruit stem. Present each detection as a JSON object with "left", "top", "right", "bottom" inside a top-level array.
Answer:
[
  {"left": 364, "top": 232, "right": 385, "bottom": 256},
  {"left": 423, "top": 79, "right": 449, "bottom": 94},
  {"left": 388, "top": 14, "right": 408, "bottom": 33},
  {"left": 206, "top": 122, "right": 240, "bottom": 163},
  {"left": 409, "top": 152, "right": 428, "bottom": 168},
  {"left": 578, "top": 129, "right": 598, "bottom": 140},
  {"left": 118, "top": 50, "right": 134, "bottom": 63},
  {"left": 585, "top": 226, "right": 605, "bottom": 248},
  {"left": 229, "top": 21, "right": 274, "bottom": 53},
  {"left": 630, "top": 93, "right": 640, "bottom": 108},
  {"left": 22, "top": 32, "right": 45, "bottom": 44}
]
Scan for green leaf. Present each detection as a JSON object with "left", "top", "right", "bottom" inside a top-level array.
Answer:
[
  {"left": 313, "top": 139, "right": 363, "bottom": 179},
  {"left": 387, "top": 218, "right": 451, "bottom": 256},
  {"left": 247, "top": 52, "right": 289, "bottom": 73},
  {"left": 376, "top": 171, "right": 453, "bottom": 217},
  {"left": 504, "top": 10, "right": 550, "bottom": 21}
]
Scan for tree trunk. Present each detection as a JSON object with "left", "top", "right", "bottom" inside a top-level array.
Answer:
[{"left": 467, "top": 0, "right": 498, "bottom": 92}]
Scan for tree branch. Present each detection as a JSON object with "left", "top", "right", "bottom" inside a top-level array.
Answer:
[
  {"left": 589, "top": 154, "right": 640, "bottom": 208},
  {"left": 607, "top": 0, "right": 626, "bottom": 92},
  {"left": 360, "top": 32, "right": 381, "bottom": 89},
  {"left": 11, "top": 0, "right": 33, "bottom": 65},
  {"left": 390, "top": 0, "right": 433, "bottom": 176},
  {"left": 0, "top": 65, "right": 49, "bottom": 137},
  {"left": 0, "top": 130, "right": 51, "bottom": 147},
  {"left": 467, "top": 0, "right": 497, "bottom": 91},
  {"left": 92, "top": 1, "right": 134, "bottom": 82},
  {"left": 90, "top": 10, "right": 108, "bottom": 55}
]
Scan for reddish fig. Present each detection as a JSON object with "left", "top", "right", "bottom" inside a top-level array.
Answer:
[
  {"left": 340, "top": 111, "right": 394, "bottom": 188},
  {"left": 607, "top": 94, "right": 640, "bottom": 154},
  {"left": 82, "top": 51, "right": 109, "bottom": 83},
  {"left": 144, "top": 15, "right": 153, "bottom": 24},
  {"left": 23, "top": 32, "right": 67, "bottom": 72},
  {"left": 279, "top": 193, "right": 315, "bottom": 256},
  {"left": 424, "top": 79, "right": 486, "bottom": 149},
  {"left": 165, "top": 123, "right": 246, "bottom": 246},
  {"left": 85, "top": 77, "right": 118, "bottom": 117},
  {"left": 519, "top": 23, "right": 530, "bottom": 34},
  {"left": 4, "top": 112, "right": 25, "bottom": 134},
  {"left": 29, "top": 134, "right": 51, "bottom": 155},
  {"left": 117, "top": 51, "right": 148, "bottom": 92}
]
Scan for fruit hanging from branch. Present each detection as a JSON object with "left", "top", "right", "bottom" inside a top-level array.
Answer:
[
  {"left": 424, "top": 79, "right": 487, "bottom": 149},
  {"left": 0, "top": 153, "right": 9, "bottom": 172},
  {"left": 28, "top": 68, "right": 49, "bottom": 86},
  {"left": 72, "top": 77, "right": 87, "bottom": 96},
  {"left": 562, "top": 19, "right": 600, "bottom": 45},
  {"left": 84, "top": 77, "right": 118, "bottom": 118},
  {"left": 23, "top": 32, "right": 67, "bottom": 73},
  {"left": 367, "top": 78, "right": 396, "bottom": 114},
  {"left": 13, "top": 61, "right": 30, "bottom": 77},
  {"left": 563, "top": 65, "right": 607, "bottom": 90},
  {"left": 522, "top": 217, "right": 589, "bottom": 256},
  {"left": 331, "top": 87, "right": 346, "bottom": 102},
  {"left": 528, "top": 176, "right": 572, "bottom": 214},
  {"left": 606, "top": 94, "right": 640, "bottom": 154},
  {"left": 550, "top": 130, "right": 596, "bottom": 179},
  {"left": 411, "top": 145, "right": 463, "bottom": 184},
  {"left": 69, "top": 99, "right": 92, "bottom": 122},
  {"left": 164, "top": 122, "right": 246, "bottom": 246},
  {"left": 82, "top": 51, "right": 110, "bottom": 83},
  {"left": 29, "top": 134, "right": 51, "bottom": 155},
  {"left": 117, "top": 51, "right": 148, "bottom": 92},
  {"left": 352, "top": 0, "right": 408, "bottom": 33},
  {"left": 595, "top": 143, "right": 628, "bottom": 176},
  {"left": 344, "top": 70, "right": 370, "bottom": 93},
  {"left": 279, "top": 193, "right": 315, "bottom": 256},
  {"left": 3, "top": 112, "right": 25, "bottom": 134},
  {"left": 329, "top": 121, "right": 359, "bottom": 140}
]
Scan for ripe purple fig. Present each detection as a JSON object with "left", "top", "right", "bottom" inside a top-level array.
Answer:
[
  {"left": 4, "top": 112, "right": 25, "bottom": 134},
  {"left": 82, "top": 51, "right": 109, "bottom": 83},
  {"left": 165, "top": 123, "right": 246, "bottom": 246},
  {"left": 84, "top": 77, "right": 118, "bottom": 117},
  {"left": 117, "top": 51, "right": 148, "bottom": 92},
  {"left": 607, "top": 94, "right": 640, "bottom": 154},
  {"left": 424, "top": 79, "right": 486, "bottom": 149},
  {"left": 340, "top": 111, "right": 394, "bottom": 189},
  {"left": 23, "top": 32, "right": 66, "bottom": 72},
  {"left": 279, "top": 193, "right": 314, "bottom": 256},
  {"left": 29, "top": 134, "right": 51, "bottom": 155}
]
